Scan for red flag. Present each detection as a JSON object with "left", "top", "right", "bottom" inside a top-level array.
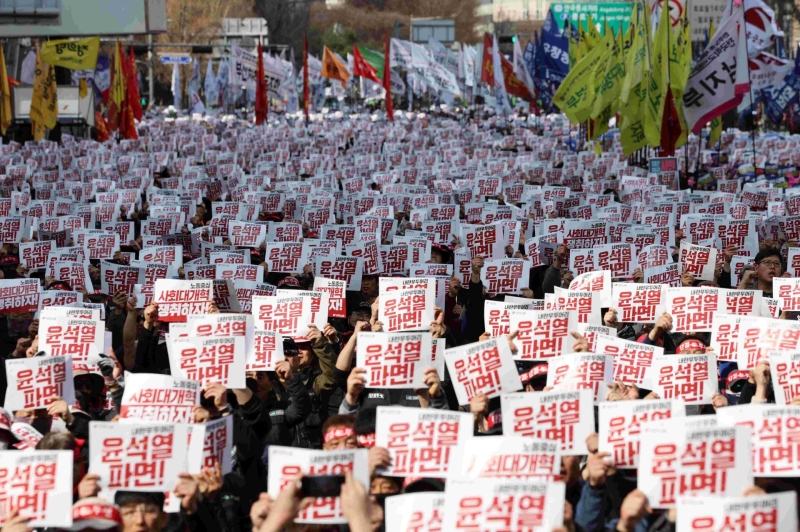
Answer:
[
  {"left": 660, "top": 88, "right": 681, "bottom": 156},
  {"left": 255, "top": 40, "right": 268, "bottom": 126},
  {"left": 127, "top": 47, "right": 142, "bottom": 121},
  {"left": 353, "top": 46, "right": 380, "bottom": 83},
  {"left": 481, "top": 33, "right": 494, "bottom": 86},
  {"left": 303, "top": 36, "right": 309, "bottom": 122},
  {"left": 94, "top": 111, "right": 109, "bottom": 142},
  {"left": 107, "top": 42, "right": 124, "bottom": 133},
  {"left": 500, "top": 54, "right": 531, "bottom": 100},
  {"left": 383, "top": 35, "right": 393, "bottom": 122}
]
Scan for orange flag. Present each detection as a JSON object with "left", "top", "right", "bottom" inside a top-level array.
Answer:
[
  {"left": 94, "top": 111, "right": 109, "bottom": 142},
  {"left": 321, "top": 46, "right": 349, "bottom": 85},
  {"left": 127, "top": 47, "right": 142, "bottom": 121},
  {"left": 107, "top": 42, "right": 125, "bottom": 133}
]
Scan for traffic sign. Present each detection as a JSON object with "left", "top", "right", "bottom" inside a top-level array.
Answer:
[{"left": 160, "top": 55, "right": 192, "bottom": 65}]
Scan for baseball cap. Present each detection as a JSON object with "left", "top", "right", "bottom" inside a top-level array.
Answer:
[
  {"left": 726, "top": 370, "right": 749, "bottom": 393},
  {"left": 70, "top": 498, "right": 123, "bottom": 531},
  {"left": 518, "top": 362, "right": 548, "bottom": 384},
  {"left": 276, "top": 276, "right": 302, "bottom": 289}
]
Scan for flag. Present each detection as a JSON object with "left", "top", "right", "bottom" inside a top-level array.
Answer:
[
  {"left": 723, "top": 0, "right": 784, "bottom": 55},
  {"left": 40, "top": 36, "right": 100, "bottom": 70},
  {"left": 356, "top": 46, "right": 384, "bottom": 81},
  {"left": 120, "top": 47, "right": 137, "bottom": 140},
  {"left": 353, "top": 46, "right": 380, "bottom": 83},
  {"left": 255, "top": 41, "right": 268, "bottom": 125},
  {"left": 303, "top": 36, "right": 309, "bottom": 121},
  {"left": 30, "top": 48, "right": 58, "bottom": 139},
  {"left": 512, "top": 37, "right": 535, "bottom": 100},
  {"left": 216, "top": 58, "right": 228, "bottom": 108},
  {"left": 553, "top": 37, "right": 608, "bottom": 124},
  {"left": 492, "top": 34, "right": 512, "bottom": 115},
  {"left": 204, "top": 58, "right": 217, "bottom": 109},
  {"left": 383, "top": 35, "right": 393, "bottom": 122},
  {"left": 187, "top": 57, "right": 205, "bottom": 115},
  {"left": 286, "top": 47, "right": 298, "bottom": 114},
  {"left": 321, "top": 46, "right": 349, "bottom": 85},
  {"left": 127, "top": 47, "right": 142, "bottom": 121},
  {"left": 682, "top": 5, "right": 749, "bottom": 134},
  {"left": 644, "top": 0, "right": 671, "bottom": 148},
  {"left": 590, "top": 31, "right": 624, "bottom": 122},
  {"left": 669, "top": 7, "right": 692, "bottom": 149},
  {"left": 480, "top": 33, "right": 494, "bottom": 86},
  {"left": 707, "top": 19, "right": 723, "bottom": 145},
  {"left": 586, "top": 14, "right": 602, "bottom": 49},
  {"left": 94, "top": 111, "right": 109, "bottom": 142},
  {"left": 93, "top": 54, "right": 111, "bottom": 103},
  {"left": 0, "top": 44, "right": 11, "bottom": 135},
  {"left": 20, "top": 50, "right": 35, "bottom": 85},
  {"left": 107, "top": 42, "right": 125, "bottom": 131},
  {"left": 619, "top": 4, "right": 649, "bottom": 156},
  {"left": 500, "top": 53, "right": 531, "bottom": 100},
  {"left": 748, "top": 52, "right": 792, "bottom": 91},
  {"left": 171, "top": 62, "right": 181, "bottom": 110}
]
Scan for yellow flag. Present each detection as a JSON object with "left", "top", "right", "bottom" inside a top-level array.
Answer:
[
  {"left": 590, "top": 34, "right": 624, "bottom": 120},
  {"left": 586, "top": 14, "right": 602, "bottom": 49},
  {"left": 321, "top": 46, "right": 350, "bottom": 84},
  {"left": 594, "top": 142, "right": 602, "bottom": 156},
  {"left": 620, "top": 9, "right": 647, "bottom": 112},
  {"left": 672, "top": 8, "right": 691, "bottom": 148},
  {"left": 568, "top": 21, "right": 579, "bottom": 68},
  {"left": 644, "top": 0, "right": 670, "bottom": 148},
  {"left": 0, "top": 44, "right": 11, "bottom": 135},
  {"left": 30, "top": 50, "right": 58, "bottom": 132},
  {"left": 553, "top": 39, "right": 609, "bottom": 124},
  {"left": 707, "top": 19, "right": 722, "bottom": 148},
  {"left": 79, "top": 78, "right": 88, "bottom": 99},
  {"left": 620, "top": 113, "right": 648, "bottom": 156},
  {"left": 40, "top": 36, "right": 100, "bottom": 71}
]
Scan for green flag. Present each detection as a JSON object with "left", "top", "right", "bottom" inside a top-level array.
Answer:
[
  {"left": 644, "top": 0, "right": 670, "bottom": 148},
  {"left": 357, "top": 46, "right": 384, "bottom": 81}
]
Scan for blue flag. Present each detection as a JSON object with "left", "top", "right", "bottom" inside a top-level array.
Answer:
[{"left": 764, "top": 45, "right": 800, "bottom": 125}]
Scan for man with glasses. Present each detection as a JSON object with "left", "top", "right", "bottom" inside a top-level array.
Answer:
[{"left": 737, "top": 247, "right": 788, "bottom": 297}]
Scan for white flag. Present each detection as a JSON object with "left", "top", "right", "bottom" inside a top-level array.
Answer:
[
  {"left": 171, "top": 63, "right": 181, "bottom": 109},
  {"left": 492, "top": 34, "right": 512, "bottom": 115},
  {"left": 204, "top": 58, "right": 217, "bottom": 109},
  {"left": 188, "top": 59, "right": 205, "bottom": 114},
  {"left": 513, "top": 37, "right": 535, "bottom": 100}
]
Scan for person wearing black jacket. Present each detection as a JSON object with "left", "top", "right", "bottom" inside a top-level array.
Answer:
[{"left": 463, "top": 256, "right": 487, "bottom": 344}]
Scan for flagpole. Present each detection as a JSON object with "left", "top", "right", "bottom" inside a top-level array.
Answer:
[{"left": 743, "top": 28, "right": 757, "bottom": 166}]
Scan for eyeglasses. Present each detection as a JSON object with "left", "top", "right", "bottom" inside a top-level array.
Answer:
[
  {"left": 121, "top": 504, "right": 160, "bottom": 520},
  {"left": 758, "top": 260, "right": 782, "bottom": 268}
]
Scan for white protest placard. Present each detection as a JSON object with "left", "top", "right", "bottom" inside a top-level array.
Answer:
[
  {"left": 462, "top": 223, "right": 504, "bottom": 259},
  {"left": 0, "top": 278, "right": 40, "bottom": 313},
  {"left": 232, "top": 280, "right": 275, "bottom": 314},
  {"left": 39, "top": 316, "right": 104, "bottom": 364},
  {"left": 188, "top": 313, "right": 252, "bottom": 343},
  {"left": 593, "top": 243, "right": 635, "bottom": 279},
  {"left": 101, "top": 262, "right": 144, "bottom": 296},
  {"left": 246, "top": 330, "right": 284, "bottom": 371},
  {"left": 4, "top": 356, "right": 75, "bottom": 411},
  {"left": 0, "top": 450, "right": 73, "bottom": 527},
  {"left": 139, "top": 245, "right": 183, "bottom": 270},
  {"left": 375, "top": 407, "right": 472, "bottom": 477},
  {"left": 88, "top": 421, "right": 189, "bottom": 494},
  {"left": 264, "top": 242, "right": 304, "bottom": 273},
  {"left": 313, "top": 256, "right": 364, "bottom": 291},
  {"left": 676, "top": 492, "right": 797, "bottom": 532},
  {"left": 595, "top": 334, "right": 663, "bottom": 388},
  {"left": 19, "top": 240, "right": 53, "bottom": 270},
  {"left": 228, "top": 221, "right": 266, "bottom": 247},
  {"left": 480, "top": 258, "right": 531, "bottom": 295},
  {"left": 484, "top": 300, "right": 533, "bottom": 337},
  {"left": 267, "top": 446, "right": 369, "bottom": 525},
  {"left": 598, "top": 400, "right": 685, "bottom": 469},
  {"left": 716, "top": 405, "right": 800, "bottom": 477},
  {"left": 638, "top": 423, "right": 752, "bottom": 509},
  {"left": 665, "top": 286, "right": 721, "bottom": 332},
  {"left": 509, "top": 310, "right": 574, "bottom": 360},
  {"left": 153, "top": 279, "right": 212, "bottom": 322},
  {"left": 119, "top": 372, "right": 200, "bottom": 423},
  {"left": 569, "top": 270, "right": 612, "bottom": 307},
  {"left": 379, "top": 282, "right": 434, "bottom": 332},
  {"left": 574, "top": 323, "right": 615, "bottom": 353},
  {"left": 79, "top": 230, "right": 120, "bottom": 260},
  {"left": 711, "top": 312, "right": 742, "bottom": 362},
  {"left": 451, "top": 436, "right": 560, "bottom": 481},
  {"left": 715, "top": 218, "right": 759, "bottom": 256},
  {"left": 275, "top": 289, "right": 330, "bottom": 327},
  {"left": 357, "top": 332, "right": 431, "bottom": 389},
  {"left": 611, "top": 283, "right": 665, "bottom": 323},
  {"left": 552, "top": 288, "right": 600, "bottom": 325},
  {"left": 53, "top": 260, "right": 92, "bottom": 290},
  {"left": 774, "top": 277, "right": 800, "bottom": 311},
  {"left": 38, "top": 290, "right": 80, "bottom": 311},
  {"left": 546, "top": 353, "right": 613, "bottom": 404},
  {"left": 770, "top": 351, "right": 800, "bottom": 405},
  {"left": 679, "top": 240, "right": 718, "bottom": 281},
  {"left": 385, "top": 493, "right": 445, "bottom": 532},
  {"left": 252, "top": 295, "right": 322, "bottom": 341},
  {"left": 441, "top": 480, "right": 565, "bottom": 532},
  {"left": 644, "top": 262, "right": 681, "bottom": 287},
  {"left": 722, "top": 288, "right": 762, "bottom": 316},
  {"left": 215, "top": 263, "right": 264, "bottom": 282},
  {"left": 445, "top": 337, "right": 521, "bottom": 404},
  {"left": 167, "top": 336, "right": 246, "bottom": 389},
  {"left": 737, "top": 317, "right": 800, "bottom": 370},
  {"left": 312, "top": 277, "right": 347, "bottom": 318},
  {"left": 501, "top": 389, "right": 595, "bottom": 455},
  {"left": 651, "top": 354, "right": 718, "bottom": 404}
]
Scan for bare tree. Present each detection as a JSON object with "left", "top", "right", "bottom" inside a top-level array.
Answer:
[{"left": 254, "top": 0, "right": 315, "bottom": 61}]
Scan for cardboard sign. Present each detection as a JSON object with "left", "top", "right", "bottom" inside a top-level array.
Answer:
[
  {"left": 77, "top": 230, "right": 120, "bottom": 260},
  {"left": 38, "top": 290, "right": 79, "bottom": 310},
  {"left": 167, "top": 336, "right": 246, "bottom": 389},
  {"left": 501, "top": 389, "right": 595, "bottom": 455},
  {"left": 267, "top": 446, "right": 369, "bottom": 525},
  {"left": 120, "top": 373, "right": 200, "bottom": 423},
  {"left": 227, "top": 221, "right": 266, "bottom": 247},
  {"left": 4, "top": 356, "right": 75, "bottom": 410},
  {"left": 595, "top": 334, "right": 664, "bottom": 388},
  {"left": 385, "top": 493, "right": 445, "bottom": 532},
  {"left": 53, "top": 261, "right": 92, "bottom": 290},
  {"left": 462, "top": 224, "right": 504, "bottom": 259},
  {"left": 101, "top": 262, "right": 144, "bottom": 296},
  {"left": 0, "top": 451, "right": 74, "bottom": 527},
  {"left": 0, "top": 278, "right": 40, "bottom": 313},
  {"left": 770, "top": 351, "right": 800, "bottom": 405},
  {"left": 441, "top": 480, "right": 565, "bottom": 531},
  {"left": 676, "top": 492, "right": 797, "bottom": 532},
  {"left": 375, "top": 407, "right": 472, "bottom": 477},
  {"left": 665, "top": 287, "right": 721, "bottom": 332},
  {"left": 252, "top": 295, "right": 322, "bottom": 341},
  {"left": 552, "top": 288, "right": 600, "bottom": 325},
  {"left": 546, "top": 353, "right": 613, "bottom": 404},
  {"left": 716, "top": 405, "right": 800, "bottom": 477},
  {"left": 451, "top": 436, "right": 561, "bottom": 481},
  {"left": 264, "top": 242, "right": 304, "bottom": 274},
  {"left": 611, "top": 283, "right": 665, "bottom": 323},
  {"left": 379, "top": 286, "right": 434, "bottom": 332},
  {"left": 651, "top": 354, "right": 718, "bottom": 404},
  {"left": 199, "top": 416, "right": 233, "bottom": 475},
  {"left": 444, "top": 337, "right": 521, "bottom": 404},
  {"left": 19, "top": 240, "right": 54, "bottom": 270},
  {"left": 722, "top": 289, "right": 761, "bottom": 316},
  {"left": 774, "top": 277, "right": 800, "bottom": 312},
  {"left": 484, "top": 301, "right": 533, "bottom": 337},
  {"left": 509, "top": 310, "right": 573, "bottom": 360},
  {"left": 710, "top": 313, "right": 742, "bottom": 362},
  {"left": 594, "top": 243, "right": 635, "bottom": 279},
  {"left": 313, "top": 256, "right": 364, "bottom": 291},
  {"left": 357, "top": 332, "right": 431, "bottom": 389},
  {"left": 247, "top": 330, "right": 285, "bottom": 371},
  {"left": 638, "top": 423, "right": 752, "bottom": 508},
  {"left": 88, "top": 421, "right": 189, "bottom": 493},
  {"left": 312, "top": 277, "right": 347, "bottom": 319},
  {"left": 480, "top": 258, "right": 531, "bottom": 295},
  {"left": 569, "top": 270, "right": 612, "bottom": 307},
  {"left": 39, "top": 316, "right": 104, "bottom": 364},
  {"left": 737, "top": 317, "right": 800, "bottom": 370},
  {"left": 153, "top": 279, "right": 212, "bottom": 322},
  {"left": 575, "top": 323, "right": 615, "bottom": 353},
  {"left": 679, "top": 241, "right": 718, "bottom": 282},
  {"left": 598, "top": 400, "right": 685, "bottom": 469},
  {"left": 139, "top": 245, "right": 183, "bottom": 270}
]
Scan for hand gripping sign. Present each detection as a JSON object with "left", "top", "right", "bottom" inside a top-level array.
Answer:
[
  {"left": 166, "top": 336, "right": 246, "bottom": 389},
  {"left": 0, "top": 450, "right": 74, "bottom": 528},
  {"left": 545, "top": 353, "right": 613, "bottom": 404},
  {"left": 119, "top": 373, "right": 200, "bottom": 424},
  {"left": 4, "top": 356, "right": 75, "bottom": 411},
  {"left": 444, "top": 337, "right": 521, "bottom": 405},
  {"left": 356, "top": 332, "right": 431, "bottom": 389},
  {"left": 153, "top": 280, "right": 212, "bottom": 323}
]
